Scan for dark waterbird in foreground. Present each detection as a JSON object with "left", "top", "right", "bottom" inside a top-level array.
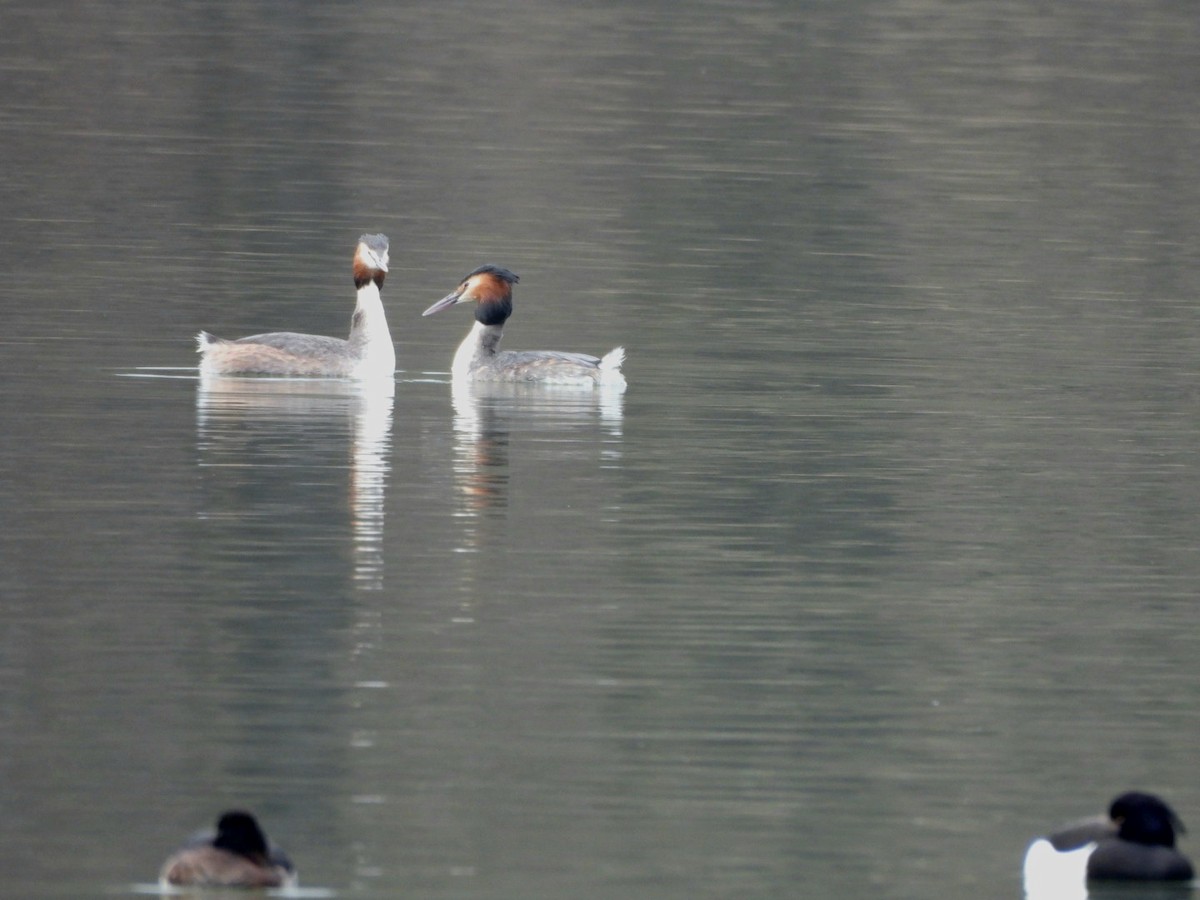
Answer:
[
  {"left": 159, "top": 809, "right": 297, "bottom": 888},
  {"left": 1023, "top": 791, "right": 1193, "bottom": 897}
]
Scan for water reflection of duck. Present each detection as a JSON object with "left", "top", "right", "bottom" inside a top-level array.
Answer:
[
  {"left": 1023, "top": 791, "right": 1193, "bottom": 898},
  {"left": 159, "top": 810, "right": 297, "bottom": 888},
  {"left": 197, "top": 234, "right": 394, "bottom": 380},
  {"left": 423, "top": 265, "right": 626, "bottom": 388}
]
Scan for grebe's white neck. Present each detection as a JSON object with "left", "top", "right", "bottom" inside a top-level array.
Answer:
[
  {"left": 349, "top": 281, "right": 395, "bottom": 378},
  {"left": 452, "top": 320, "right": 503, "bottom": 381}
]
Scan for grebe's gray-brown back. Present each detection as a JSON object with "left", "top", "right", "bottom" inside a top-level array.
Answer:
[
  {"left": 197, "top": 233, "right": 394, "bottom": 379},
  {"left": 422, "top": 264, "right": 625, "bottom": 387},
  {"left": 159, "top": 810, "right": 297, "bottom": 889}
]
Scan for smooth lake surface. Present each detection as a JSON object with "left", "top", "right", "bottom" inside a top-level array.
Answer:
[{"left": 3, "top": 2, "right": 1200, "bottom": 898}]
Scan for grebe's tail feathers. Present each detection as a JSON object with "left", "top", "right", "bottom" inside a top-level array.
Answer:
[
  {"left": 599, "top": 346, "right": 626, "bottom": 388},
  {"left": 196, "top": 331, "right": 220, "bottom": 353},
  {"left": 600, "top": 346, "right": 625, "bottom": 371}
]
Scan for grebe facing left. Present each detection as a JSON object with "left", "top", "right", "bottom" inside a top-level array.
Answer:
[
  {"left": 422, "top": 265, "right": 626, "bottom": 388},
  {"left": 197, "top": 233, "right": 394, "bottom": 379}
]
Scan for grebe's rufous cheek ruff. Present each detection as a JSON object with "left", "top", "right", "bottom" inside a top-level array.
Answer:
[
  {"left": 159, "top": 809, "right": 297, "bottom": 888},
  {"left": 1023, "top": 791, "right": 1194, "bottom": 897},
  {"left": 196, "top": 233, "right": 395, "bottom": 380},
  {"left": 422, "top": 264, "right": 626, "bottom": 388}
]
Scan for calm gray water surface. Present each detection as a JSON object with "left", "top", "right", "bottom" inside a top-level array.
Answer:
[{"left": 3, "top": 2, "right": 1200, "bottom": 898}]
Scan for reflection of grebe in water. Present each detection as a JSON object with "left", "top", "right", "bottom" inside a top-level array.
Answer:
[
  {"left": 196, "top": 378, "right": 393, "bottom": 590},
  {"left": 449, "top": 380, "right": 624, "bottom": 522},
  {"left": 423, "top": 265, "right": 626, "bottom": 388},
  {"left": 197, "top": 234, "right": 394, "bottom": 380},
  {"left": 451, "top": 383, "right": 512, "bottom": 517}
]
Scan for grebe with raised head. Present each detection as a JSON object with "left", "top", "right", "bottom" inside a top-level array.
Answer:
[
  {"left": 197, "top": 233, "right": 394, "bottom": 379},
  {"left": 422, "top": 265, "right": 625, "bottom": 387},
  {"left": 159, "top": 809, "right": 297, "bottom": 889}
]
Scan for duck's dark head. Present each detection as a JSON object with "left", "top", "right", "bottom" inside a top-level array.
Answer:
[
  {"left": 423, "top": 264, "right": 518, "bottom": 327},
  {"left": 353, "top": 233, "right": 389, "bottom": 289},
  {"left": 1110, "top": 792, "right": 1186, "bottom": 848},
  {"left": 212, "top": 810, "right": 271, "bottom": 861}
]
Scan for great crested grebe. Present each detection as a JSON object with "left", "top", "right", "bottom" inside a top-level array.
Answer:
[
  {"left": 1023, "top": 791, "right": 1193, "bottom": 896},
  {"left": 422, "top": 265, "right": 626, "bottom": 387},
  {"left": 197, "top": 233, "right": 394, "bottom": 379},
  {"left": 159, "top": 810, "right": 297, "bottom": 889}
]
